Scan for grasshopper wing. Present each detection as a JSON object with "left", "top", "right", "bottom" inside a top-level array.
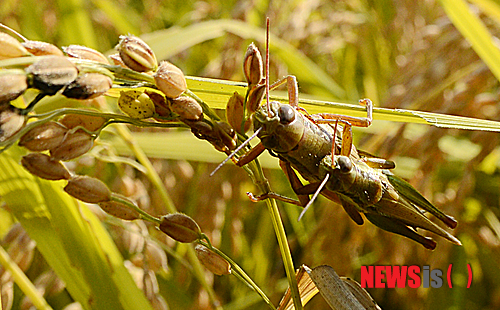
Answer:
[{"left": 385, "top": 172, "right": 457, "bottom": 229}]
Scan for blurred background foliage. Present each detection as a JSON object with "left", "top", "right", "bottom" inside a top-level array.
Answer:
[{"left": 2, "top": 0, "right": 500, "bottom": 309}]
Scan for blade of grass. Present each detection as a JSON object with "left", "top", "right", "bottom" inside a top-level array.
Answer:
[
  {"left": 439, "top": 0, "right": 500, "bottom": 83},
  {"left": 0, "top": 148, "right": 92, "bottom": 309},
  {"left": 56, "top": 0, "right": 98, "bottom": 48},
  {"left": 107, "top": 74, "right": 500, "bottom": 132},
  {"left": 141, "top": 19, "right": 345, "bottom": 98},
  {"left": 183, "top": 75, "right": 500, "bottom": 132},
  {"left": 104, "top": 130, "right": 279, "bottom": 168},
  {"left": 0, "top": 147, "right": 154, "bottom": 310}
]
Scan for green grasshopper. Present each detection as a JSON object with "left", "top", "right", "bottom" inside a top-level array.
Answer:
[{"left": 228, "top": 20, "right": 460, "bottom": 250}]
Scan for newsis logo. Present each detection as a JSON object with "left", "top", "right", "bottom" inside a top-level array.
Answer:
[{"left": 360, "top": 264, "right": 472, "bottom": 289}]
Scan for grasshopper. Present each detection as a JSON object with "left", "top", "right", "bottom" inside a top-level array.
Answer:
[{"left": 227, "top": 19, "right": 460, "bottom": 250}]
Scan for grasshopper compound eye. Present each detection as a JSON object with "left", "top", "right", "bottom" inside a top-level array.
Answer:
[
  {"left": 278, "top": 104, "right": 295, "bottom": 124},
  {"left": 337, "top": 156, "right": 352, "bottom": 173}
]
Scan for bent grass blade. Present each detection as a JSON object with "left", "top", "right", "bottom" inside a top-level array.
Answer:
[{"left": 183, "top": 75, "right": 500, "bottom": 132}]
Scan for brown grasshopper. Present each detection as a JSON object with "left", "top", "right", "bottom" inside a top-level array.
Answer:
[{"left": 224, "top": 19, "right": 460, "bottom": 250}]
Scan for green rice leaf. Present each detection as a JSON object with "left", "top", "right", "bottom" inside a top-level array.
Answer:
[
  {"left": 0, "top": 147, "right": 153, "bottom": 310},
  {"left": 439, "top": 0, "right": 500, "bottom": 83},
  {"left": 185, "top": 76, "right": 500, "bottom": 132}
]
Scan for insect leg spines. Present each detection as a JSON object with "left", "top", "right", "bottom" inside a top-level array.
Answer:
[{"left": 313, "top": 98, "right": 373, "bottom": 128}]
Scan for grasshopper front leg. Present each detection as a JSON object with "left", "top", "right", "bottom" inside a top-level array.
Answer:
[
  {"left": 313, "top": 98, "right": 373, "bottom": 158},
  {"left": 279, "top": 160, "right": 365, "bottom": 225},
  {"left": 245, "top": 159, "right": 316, "bottom": 207}
]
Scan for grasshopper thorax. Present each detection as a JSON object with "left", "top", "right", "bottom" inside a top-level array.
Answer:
[{"left": 253, "top": 101, "right": 304, "bottom": 153}]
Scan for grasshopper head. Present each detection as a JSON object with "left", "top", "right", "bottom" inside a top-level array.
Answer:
[
  {"left": 253, "top": 101, "right": 304, "bottom": 153},
  {"left": 318, "top": 155, "right": 358, "bottom": 193}
]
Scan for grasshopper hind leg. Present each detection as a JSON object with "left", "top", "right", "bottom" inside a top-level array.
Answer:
[
  {"left": 326, "top": 192, "right": 365, "bottom": 225},
  {"left": 279, "top": 160, "right": 313, "bottom": 207},
  {"left": 364, "top": 213, "right": 437, "bottom": 250},
  {"left": 280, "top": 160, "right": 366, "bottom": 224}
]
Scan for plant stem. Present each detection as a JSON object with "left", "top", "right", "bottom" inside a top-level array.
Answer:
[
  {"left": 199, "top": 240, "right": 277, "bottom": 310},
  {"left": 113, "top": 123, "right": 222, "bottom": 309},
  {"left": 1, "top": 107, "right": 185, "bottom": 151},
  {"left": 110, "top": 193, "right": 161, "bottom": 224},
  {"left": 0, "top": 245, "right": 53, "bottom": 310},
  {"left": 246, "top": 160, "right": 302, "bottom": 310}
]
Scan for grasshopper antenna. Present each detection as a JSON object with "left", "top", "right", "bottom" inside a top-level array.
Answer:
[
  {"left": 209, "top": 127, "right": 263, "bottom": 177},
  {"left": 265, "top": 17, "right": 271, "bottom": 117},
  {"left": 211, "top": 18, "right": 270, "bottom": 177},
  {"left": 0, "top": 23, "right": 28, "bottom": 41},
  {"left": 298, "top": 173, "right": 330, "bottom": 221}
]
